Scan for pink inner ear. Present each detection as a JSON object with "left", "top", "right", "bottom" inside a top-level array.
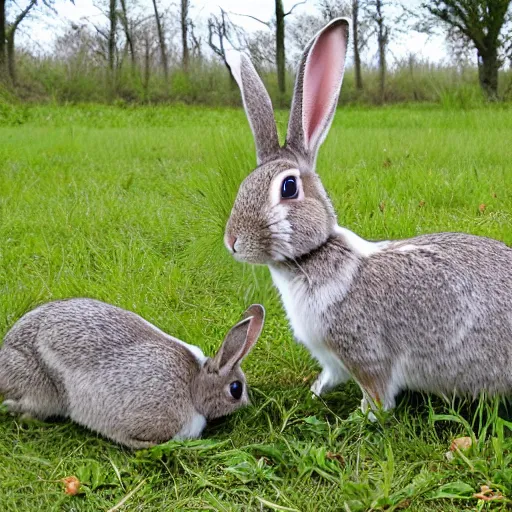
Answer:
[
  {"left": 236, "top": 313, "right": 262, "bottom": 363},
  {"left": 302, "top": 26, "right": 346, "bottom": 149}
]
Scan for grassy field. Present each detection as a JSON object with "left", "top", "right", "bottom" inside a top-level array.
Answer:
[{"left": 1, "top": 103, "right": 512, "bottom": 511}]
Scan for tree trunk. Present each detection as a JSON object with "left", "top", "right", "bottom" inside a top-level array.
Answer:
[
  {"left": 478, "top": 49, "right": 499, "bottom": 100},
  {"left": 0, "top": 0, "right": 6, "bottom": 80},
  {"left": 275, "top": 0, "right": 286, "bottom": 101},
  {"left": 152, "top": 0, "right": 169, "bottom": 86},
  {"left": 181, "top": 0, "right": 189, "bottom": 72},
  {"left": 108, "top": 0, "right": 117, "bottom": 94},
  {"left": 6, "top": 31, "right": 15, "bottom": 84},
  {"left": 352, "top": 0, "right": 363, "bottom": 91},
  {"left": 143, "top": 32, "right": 150, "bottom": 101},
  {"left": 119, "top": 0, "right": 135, "bottom": 71},
  {"left": 3, "top": 0, "right": 36, "bottom": 85},
  {"left": 376, "top": 0, "right": 386, "bottom": 104}
]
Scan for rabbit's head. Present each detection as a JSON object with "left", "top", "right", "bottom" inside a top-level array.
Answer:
[
  {"left": 193, "top": 304, "right": 265, "bottom": 419},
  {"left": 225, "top": 19, "right": 349, "bottom": 265}
]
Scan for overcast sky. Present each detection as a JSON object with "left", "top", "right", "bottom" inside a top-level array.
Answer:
[{"left": 18, "top": 0, "right": 453, "bottom": 65}]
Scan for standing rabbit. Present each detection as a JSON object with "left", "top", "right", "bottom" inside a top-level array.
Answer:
[
  {"left": 0, "top": 299, "right": 264, "bottom": 448},
  {"left": 224, "top": 18, "right": 512, "bottom": 415}
]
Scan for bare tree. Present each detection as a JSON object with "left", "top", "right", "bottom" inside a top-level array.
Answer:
[
  {"left": 0, "top": 0, "right": 6, "bottom": 79},
  {"left": 246, "top": 29, "right": 277, "bottom": 70},
  {"left": 208, "top": 8, "right": 239, "bottom": 85},
  {"left": 287, "top": 13, "right": 323, "bottom": 53},
  {"left": 275, "top": 0, "right": 286, "bottom": 98},
  {"left": 353, "top": 0, "right": 363, "bottom": 90},
  {"left": 318, "top": 0, "right": 365, "bottom": 90},
  {"left": 276, "top": 0, "right": 306, "bottom": 99},
  {"left": 288, "top": 1, "right": 349, "bottom": 53},
  {"left": 318, "top": 0, "right": 349, "bottom": 18},
  {"left": 233, "top": 1, "right": 305, "bottom": 102},
  {"left": 288, "top": 0, "right": 368, "bottom": 92},
  {"left": 188, "top": 19, "right": 201, "bottom": 59},
  {"left": 108, "top": 0, "right": 117, "bottom": 77},
  {"left": 55, "top": 24, "right": 108, "bottom": 67},
  {"left": 375, "top": 0, "right": 387, "bottom": 102},
  {"left": 363, "top": 0, "right": 390, "bottom": 103},
  {"left": 181, "top": 0, "right": 189, "bottom": 71},
  {"left": 84, "top": 0, "right": 120, "bottom": 92},
  {"left": 140, "top": 22, "right": 156, "bottom": 99},
  {"left": 422, "top": 0, "right": 512, "bottom": 99},
  {"left": 119, "top": 0, "right": 136, "bottom": 70},
  {"left": 151, "top": 0, "right": 168, "bottom": 85}
]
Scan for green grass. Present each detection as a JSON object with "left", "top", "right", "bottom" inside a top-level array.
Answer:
[{"left": 1, "top": 103, "right": 512, "bottom": 511}]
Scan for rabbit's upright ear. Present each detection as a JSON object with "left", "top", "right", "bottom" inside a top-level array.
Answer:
[
  {"left": 211, "top": 305, "right": 265, "bottom": 373},
  {"left": 226, "top": 50, "right": 280, "bottom": 165},
  {"left": 286, "top": 18, "right": 349, "bottom": 166}
]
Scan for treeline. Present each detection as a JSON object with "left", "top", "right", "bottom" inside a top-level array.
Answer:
[{"left": 1, "top": 0, "right": 512, "bottom": 106}]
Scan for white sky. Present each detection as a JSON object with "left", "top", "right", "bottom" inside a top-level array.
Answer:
[{"left": 17, "top": 0, "right": 453, "bottom": 66}]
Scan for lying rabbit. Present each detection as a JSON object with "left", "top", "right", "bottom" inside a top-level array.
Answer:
[
  {"left": 0, "top": 298, "right": 264, "bottom": 447},
  {"left": 224, "top": 18, "right": 512, "bottom": 415}
]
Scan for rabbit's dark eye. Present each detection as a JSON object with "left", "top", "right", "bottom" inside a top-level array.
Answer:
[
  {"left": 229, "top": 381, "right": 243, "bottom": 400},
  {"left": 281, "top": 176, "right": 298, "bottom": 199}
]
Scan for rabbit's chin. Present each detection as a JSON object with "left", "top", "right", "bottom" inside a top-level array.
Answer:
[{"left": 231, "top": 251, "right": 274, "bottom": 266}]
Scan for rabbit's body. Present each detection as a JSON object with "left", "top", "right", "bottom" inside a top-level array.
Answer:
[
  {"left": 0, "top": 299, "right": 264, "bottom": 448},
  {"left": 270, "top": 231, "right": 512, "bottom": 408},
  {"left": 224, "top": 19, "right": 512, "bottom": 414}
]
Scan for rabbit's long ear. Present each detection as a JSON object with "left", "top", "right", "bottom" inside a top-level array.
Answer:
[
  {"left": 226, "top": 51, "right": 280, "bottom": 165},
  {"left": 286, "top": 18, "right": 349, "bottom": 166},
  {"left": 211, "top": 305, "right": 265, "bottom": 373}
]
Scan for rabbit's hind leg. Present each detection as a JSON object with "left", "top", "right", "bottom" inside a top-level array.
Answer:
[
  {"left": 356, "top": 365, "right": 398, "bottom": 421},
  {"left": 309, "top": 343, "right": 351, "bottom": 397},
  {"left": 0, "top": 347, "right": 66, "bottom": 420}
]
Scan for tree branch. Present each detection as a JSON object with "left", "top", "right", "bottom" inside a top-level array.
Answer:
[
  {"left": 7, "top": 0, "right": 37, "bottom": 36},
  {"left": 284, "top": 0, "right": 307, "bottom": 17},
  {"left": 230, "top": 11, "right": 270, "bottom": 27}
]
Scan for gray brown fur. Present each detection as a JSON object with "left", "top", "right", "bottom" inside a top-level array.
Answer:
[
  {"left": 0, "top": 299, "right": 264, "bottom": 448},
  {"left": 224, "top": 18, "right": 512, "bottom": 414}
]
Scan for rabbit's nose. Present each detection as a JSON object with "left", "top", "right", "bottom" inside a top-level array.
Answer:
[{"left": 225, "top": 234, "right": 238, "bottom": 253}]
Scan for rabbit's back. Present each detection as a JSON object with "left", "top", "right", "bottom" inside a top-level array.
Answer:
[
  {"left": 1, "top": 299, "right": 205, "bottom": 446},
  {"left": 32, "top": 299, "right": 201, "bottom": 369},
  {"left": 331, "top": 232, "right": 512, "bottom": 395}
]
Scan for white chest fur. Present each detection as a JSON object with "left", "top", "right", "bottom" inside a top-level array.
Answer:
[
  {"left": 269, "top": 227, "right": 385, "bottom": 352},
  {"left": 269, "top": 266, "right": 327, "bottom": 350},
  {"left": 269, "top": 264, "right": 354, "bottom": 392},
  {"left": 174, "top": 411, "right": 207, "bottom": 440}
]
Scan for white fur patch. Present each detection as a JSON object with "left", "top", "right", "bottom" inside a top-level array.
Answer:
[
  {"left": 385, "top": 241, "right": 434, "bottom": 254},
  {"left": 139, "top": 318, "right": 207, "bottom": 365},
  {"left": 395, "top": 244, "right": 418, "bottom": 252},
  {"left": 384, "top": 355, "right": 410, "bottom": 410},
  {"left": 269, "top": 261, "right": 356, "bottom": 386},
  {"left": 310, "top": 346, "right": 351, "bottom": 396},
  {"left": 334, "top": 226, "right": 389, "bottom": 257},
  {"left": 449, "top": 315, "right": 475, "bottom": 350},
  {"left": 225, "top": 50, "right": 243, "bottom": 89},
  {"left": 174, "top": 411, "right": 207, "bottom": 440},
  {"left": 268, "top": 204, "right": 293, "bottom": 261}
]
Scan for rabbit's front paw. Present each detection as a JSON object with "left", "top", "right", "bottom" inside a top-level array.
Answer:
[
  {"left": 2, "top": 399, "right": 24, "bottom": 415},
  {"left": 360, "top": 397, "right": 378, "bottom": 422},
  {"left": 310, "top": 370, "right": 330, "bottom": 398}
]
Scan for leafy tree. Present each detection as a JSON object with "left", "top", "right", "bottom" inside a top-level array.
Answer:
[{"left": 422, "top": 0, "right": 512, "bottom": 99}]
